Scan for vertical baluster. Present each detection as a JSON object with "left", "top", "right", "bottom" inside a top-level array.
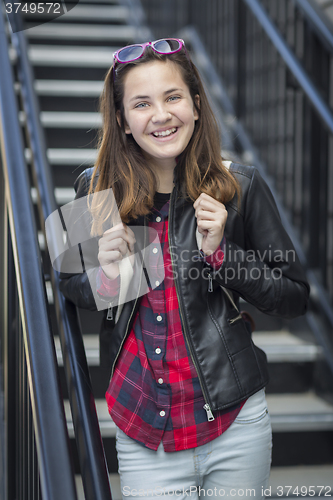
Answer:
[
  {"left": 24, "top": 341, "right": 28, "bottom": 500},
  {"left": 294, "top": 5, "right": 304, "bottom": 232},
  {"left": 220, "top": 0, "right": 225, "bottom": 92},
  {"left": 328, "top": 56, "right": 333, "bottom": 300},
  {"left": 6, "top": 229, "right": 17, "bottom": 500},
  {"left": 26, "top": 362, "right": 31, "bottom": 500},
  {"left": 20, "top": 322, "right": 22, "bottom": 500},
  {"left": 0, "top": 168, "right": 6, "bottom": 500},
  {"left": 18, "top": 309, "right": 22, "bottom": 500}
]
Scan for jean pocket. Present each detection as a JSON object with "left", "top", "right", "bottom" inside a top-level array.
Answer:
[{"left": 234, "top": 407, "right": 269, "bottom": 425}]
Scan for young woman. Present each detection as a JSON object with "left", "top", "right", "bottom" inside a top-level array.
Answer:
[{"left": 59, "top": 39, "right": 309, "bottom": 499}]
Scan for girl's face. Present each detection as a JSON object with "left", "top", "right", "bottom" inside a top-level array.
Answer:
[{"left": 120, "top": 60, "right": 199, "bottom": 169}]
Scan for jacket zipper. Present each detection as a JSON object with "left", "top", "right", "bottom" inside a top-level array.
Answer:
[
  {"left": 203, "top": 403, "right": 215, "bottom": 421},
  {"left": 221, "top": 285, "right": 239, "bottom": 311},
  {"left": 106, "top": 302, "right": 113, "bottom": 320},
  {"left": 217, "top": 281, "right": 243, "bottom": 324},
  {"left": 207, "top": 272, "right": 213, "bottom": 292},
  {"left": 168, "top": 189, "right": 215, "bottom": 422},
  {"left": 228, "top": 313, "right": 243, "bottom": 324}
]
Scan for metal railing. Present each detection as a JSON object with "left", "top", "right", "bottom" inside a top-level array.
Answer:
[
  {"left": 0, "top": 7, "right": 77, "bottom": 499},
  {"left": 140, "top": 0, "right": 333, "bottom": 307},
  {"left": 1, "top": 7, "right": 112, "bottom": 500}
]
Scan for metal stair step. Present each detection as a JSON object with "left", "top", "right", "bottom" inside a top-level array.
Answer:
[
  {"left": 30, "top": 186, "right": 76, "bottom": 206},
  {"left": 55, "top": 335, "right": 99, "bottom": 366},
  {"left": 266, "top": 392, "right": 333, "bottom": 432},
  {"left": 34, "top": 79, "right": 104, "bottom": 96},
  {"left": 25, "top": 4, "right": 129, "bottom": 22},
  {"left": 253, "top": 330, "right": 323, "bottom": 362},
  {"left": 26, "top": 147, "right": 97, "bottom": 165},
  {"left": 64, "top": 398, "right": 116, "bottom": 438},
  {"left": 25, "top": 23, "right": 148, "bottom": 41},
  {"left": 28, "top": 44, "right": 116, "bottom": 67},
  {"left": 20, "top": 110, "right": 102, "bottom": 128}
]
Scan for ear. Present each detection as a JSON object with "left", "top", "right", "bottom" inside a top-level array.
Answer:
[
  {"left": 194, "top": 94, "right": 200, "bottom": 120},
  {"left": 116, "top": 110, "right": 131, "bottom": 134}
]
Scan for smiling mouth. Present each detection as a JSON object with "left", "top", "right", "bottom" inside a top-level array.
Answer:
[{"left": 152, "top": 127, "right": 177, "bottom": 138}]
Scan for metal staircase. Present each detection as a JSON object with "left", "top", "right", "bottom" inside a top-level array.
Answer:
[{"left": 2, "top": 0, "right": 333, "bottom": 498}]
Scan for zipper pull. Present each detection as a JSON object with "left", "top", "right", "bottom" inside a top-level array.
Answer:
[
  {"left": 208, "top": 273, "right": 213, "bottom": 292},
  {"left": 106, "top": 303, "right": 113, "bottom": 321},
  {"left": 228, "top": 313, "right": 242, "bottom": 324},
  {"left": 203, "top": 403, "right": 215, "bottom": 421}
]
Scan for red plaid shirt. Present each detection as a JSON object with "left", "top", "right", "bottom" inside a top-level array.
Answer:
[{"left": 99, "top": 196, "right": 245, "bottom": 451}]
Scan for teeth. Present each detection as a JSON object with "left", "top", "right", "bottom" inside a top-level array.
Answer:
[{"left": 153, "top": 127, "right": 177, "bottom": 137}]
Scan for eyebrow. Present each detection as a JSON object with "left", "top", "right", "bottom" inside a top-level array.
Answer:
[{"left": 129, "top": 88, "right": 183, "bottom": 102}]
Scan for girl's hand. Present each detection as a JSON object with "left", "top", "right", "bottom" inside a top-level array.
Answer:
[
  {"left": 98, "top": 223, "right": 136, "bottom": 280},
  {"left": 193, "top": 193, "right": 228, "bottom": 256}
]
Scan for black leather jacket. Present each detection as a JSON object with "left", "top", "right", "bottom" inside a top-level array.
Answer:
[{"left": 59, "top": 163, "right": 309, "bottom": 413}]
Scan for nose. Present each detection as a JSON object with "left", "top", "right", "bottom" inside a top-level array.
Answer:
[{"left": 151, "top": 104, "right": 172, "bottom": 124}]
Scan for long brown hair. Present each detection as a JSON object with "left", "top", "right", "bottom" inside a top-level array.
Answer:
[{"left": 88, "top": 45, "right": 240, "bottom": 234}]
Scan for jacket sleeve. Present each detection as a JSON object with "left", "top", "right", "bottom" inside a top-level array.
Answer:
[
  {"left": 58, "top": 168, "right": 105, "bottom": 311},
  {"left": 213, "top": 168, "right": 310, "bottom": 318}
]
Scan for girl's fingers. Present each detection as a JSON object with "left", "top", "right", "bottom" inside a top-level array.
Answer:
[
  {"left": 196, "top": 209, "right": 219, "bottom": 221},
  {"left": 193, "top": 193, "right": 224, "bottom": 209},
  {"left": 98, "top": 249, "right": 122, "bottom": 266},
  {"left": 195, "top": 208, "right": 227, "bottom": 226},
  {"left": 197, "top": 219, "right": 224, "bottom": 230},
  {"left": 196, "top": 199, "right": 222, "bottom": 212},
  {"left": 100, "top": 226, "right": 136, "bottom": 248},
  {"left": 100, "top": 238, "right": 128, "bottom": 255},
  {"left": 194, "top": 198, "right": 226, "bottom": 220}
]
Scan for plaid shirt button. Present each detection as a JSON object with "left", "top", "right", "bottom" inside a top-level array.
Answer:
[
  {"left": 159, "top": 410, "right": 166, "bottom": 417},
  {"left": 155, "top": 347, "right": 161, "bottom": 354},
  {"left": 152, "top": 247, "right": 158, "bottom": 254},
  {"left": 156, "top": 216, "right": 162, "bottom": 222},
  {"left": 158, "top": 378, "right": 164, "bottom": 384},
  {"left": 156, "top": 315, "right": 163, "bottom": 322}
]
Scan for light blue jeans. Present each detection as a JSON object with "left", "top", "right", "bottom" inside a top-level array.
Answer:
[{"left": 116, "top": 389, "right": 272, "bottom": 499}]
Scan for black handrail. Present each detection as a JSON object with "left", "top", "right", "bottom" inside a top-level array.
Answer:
[
  {"left": 8, "top": 11, "right": 113, "bottom": 500},
  {"left": 243, "top": 0, "right": 333, "bottom": 135},
  {"left": 0, "top": 9, "right": 78, "bottom": 500}
]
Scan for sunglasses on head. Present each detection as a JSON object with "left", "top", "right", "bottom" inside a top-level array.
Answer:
[{"left": 113, "top": 38, "right": 186, "bottom": 66}]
